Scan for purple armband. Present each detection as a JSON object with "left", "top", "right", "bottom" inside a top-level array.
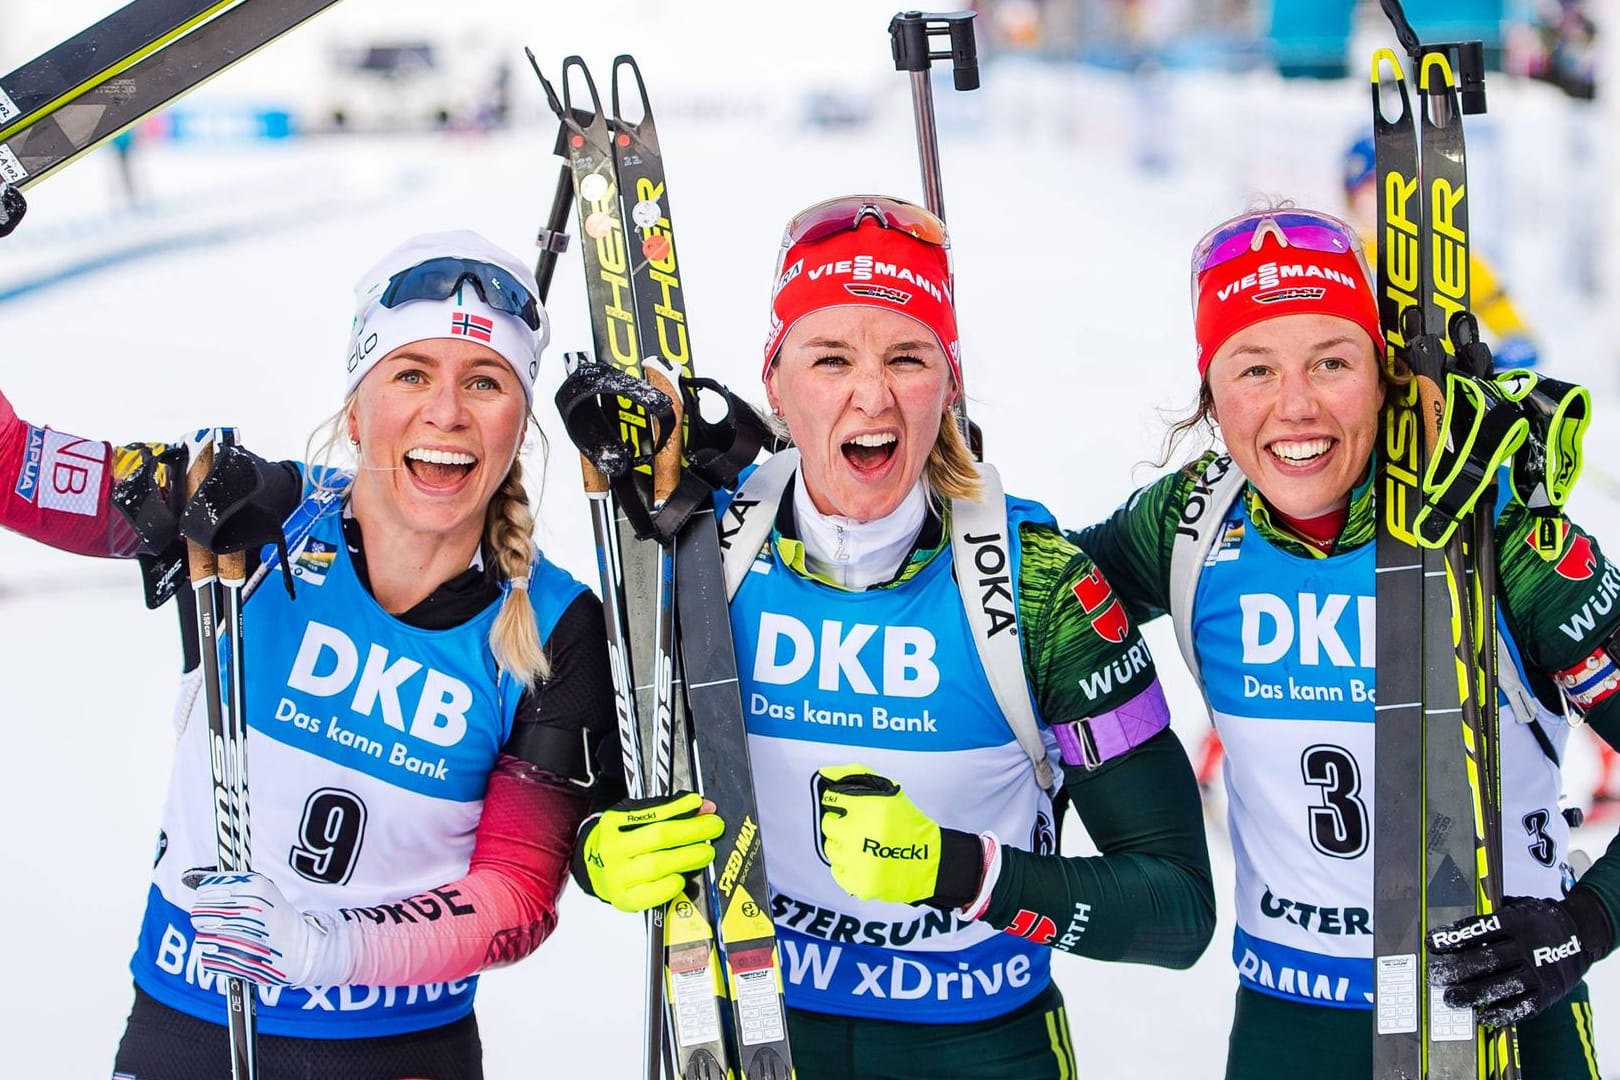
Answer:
[{"left": 1053, "top": 679, "right": 1171, "bottom": 770}]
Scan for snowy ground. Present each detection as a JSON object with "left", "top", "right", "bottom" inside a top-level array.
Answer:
[{"left": 4, "top": 5, "right": 1620, "bottom": 1075}]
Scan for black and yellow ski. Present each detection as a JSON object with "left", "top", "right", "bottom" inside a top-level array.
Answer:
[
  {"left": 1, "top": 0, "right": 346, "bottom": 193},
  {"left": 1369, "top": 2, "right": 1518, "bottom": 1075}
]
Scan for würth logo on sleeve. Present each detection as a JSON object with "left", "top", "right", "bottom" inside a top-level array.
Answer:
[
  {"left": 1073, "top": 568, "right": 1129, "bottom": 643},
  {"left": 450, "top": 312, "right": 494, "bottom": 342}
]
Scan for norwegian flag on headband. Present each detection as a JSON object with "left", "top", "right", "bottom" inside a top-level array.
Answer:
[{"left": 451, "top": 312, "right": 494, "bottom": 342}]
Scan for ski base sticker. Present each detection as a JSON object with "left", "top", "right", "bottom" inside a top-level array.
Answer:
[
  {"left": 1430, "top": 985, "right": 1475, "bottom": 1041},
  {"left": 1375, "top": 954, "right": 1419, "bottom": 1034},
  {"left": 0, "top": 143, "right": 27, "bottom": 184}
]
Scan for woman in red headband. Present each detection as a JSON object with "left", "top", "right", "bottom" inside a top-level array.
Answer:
[
  {"left": 1070, "top": 205, "right": 1620, "bottom": 1078},
  {"left": 570, "top": 195, "right": 1217, "bottom": 1078}
]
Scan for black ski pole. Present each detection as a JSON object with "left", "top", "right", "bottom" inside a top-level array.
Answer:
[
  {"left": 565, "top": 356, "right": 668, "bottom": 1080},
  {"left": 184, "top": 431, "right": 258, "bottom": 1080},
  {"left": 887, "top": 10, "right": 978, "bottom": 218},
  {"left": 533, "top": 118, "right": 574, "bottom": 296},
  {"left": 532, "top": 108, "right": 669, "bottom": 1072}
]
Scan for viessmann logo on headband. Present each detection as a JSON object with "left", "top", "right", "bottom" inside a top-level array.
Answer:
[
  {"left": 1216, "top": 260, "right": 1361, "bottom": 303},
  {"left": 798, "top": 253, "right": 949, "bottom": 304}
]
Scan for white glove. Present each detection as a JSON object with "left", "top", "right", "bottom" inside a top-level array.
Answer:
[{"left": 187, "top": 870, "right": 352, "bottom": 987}]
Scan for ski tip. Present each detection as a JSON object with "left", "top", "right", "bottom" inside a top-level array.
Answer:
[
  {"left": 1370, "top": 47, "right": 1405, "bottom": 86},
  {"left": 1419, "top": 50, "right": 1456, "bottom": 92}
]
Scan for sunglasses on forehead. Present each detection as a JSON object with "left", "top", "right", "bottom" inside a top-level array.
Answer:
[
  {"left": 783, "top": 195, "right": 951, "bottom": 249},
  {"left": 380, "top": 257, "right": 543, "bottom": 332},
  {"left": 1189, "top": 209, "right": 1373, "bottom": 309}
]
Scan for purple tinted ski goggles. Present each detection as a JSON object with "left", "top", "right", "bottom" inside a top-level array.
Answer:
[{"left": 1191, "top": 208, "right": 1369, "bottom": 280}]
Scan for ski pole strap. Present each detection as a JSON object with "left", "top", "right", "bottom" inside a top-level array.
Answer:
[
  {"left": 681, "top": 376, "right": 784, "bottom": 492},
  {"left": 1493, "top": 371, "right": 1591, "bottom": 515},
  {"left": 112, "top": 441, "right": 191, "bottom": 610},
  {"left": 553, "top": 359, "right": 675, "bottom": 483},
  {"left": 1415, "top": 371, "right": 1529, "bottom": 549}
]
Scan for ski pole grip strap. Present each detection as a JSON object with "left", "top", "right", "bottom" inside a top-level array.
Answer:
[
  {"left": 682, "top": 376, "right": 780, "bottom": 492},
  {"left": 1415, "top": 372, "right": 1527, "bottom": 548},
  {"left": 1052, "top": 679, "right": 1172, "bottom": 771},
  {"left": 1510, "top": 373, "right": 1591, "bottom": 512},
  {"left": 553, "top": 360, "right": 674, "bottom": 480}
]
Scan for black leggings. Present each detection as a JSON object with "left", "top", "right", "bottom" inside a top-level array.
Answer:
[
  {"left": 112, "top": 986, "right": 484, "bottom": 1080},
  {"left": 1225, "top": 983, "right": 1599, "bottom": 1080},
  {"left": 785, "top": 981, "right": 1076, "bottom": 1080}
]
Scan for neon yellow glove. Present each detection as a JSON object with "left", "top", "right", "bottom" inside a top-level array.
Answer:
[
  {"left": 572, "top": 792, "right": 724, "bottom": 913},
  {"left": 817, "top": 764, "right": 984, "bottom": 909}
]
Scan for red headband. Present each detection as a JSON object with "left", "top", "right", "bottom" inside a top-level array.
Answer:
[
  {"left": 1193, "top": 241, "right": 1382, "bottom": 376},
  {"left": 763, "top": 221, "right": 960, "bottom": 383}
]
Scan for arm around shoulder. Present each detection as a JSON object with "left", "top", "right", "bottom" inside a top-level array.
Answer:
[
  {"left": 987, "top": 540, "right": 1215, "bottom": 967},
  {"left": 978, "top": 727, "right": 1215, "bottom": 968}
]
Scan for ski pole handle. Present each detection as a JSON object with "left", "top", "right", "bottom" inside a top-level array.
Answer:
[
  {"left": 888, "top": 10, "right": 979, "bottom": 221},
  {"left": 889, "top": 11, "right": 980, "bottom": 90},
  {"left": 643, "top": 359, "right": 684, "bottom": 509},
  {"left": 185, "top": 439, "right": 218, "bottom": 584},
  {"left": 533, "top": 120, "right": 574, "bottom": 300}
]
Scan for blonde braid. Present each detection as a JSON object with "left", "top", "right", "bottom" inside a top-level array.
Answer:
[{"left": 486, "top": 457, "right": 549, "bottom": 685}]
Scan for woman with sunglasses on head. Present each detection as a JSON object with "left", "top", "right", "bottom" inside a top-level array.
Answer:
[
  {"left": 0, "top": 231, "right": 620, "bottom": 1079},
  {"left": 570, "top": 196, "right": 1216, "bottom": 1079},
  {"left": 1069, "top": 205, "right": 1620, "bottom": 1078}
]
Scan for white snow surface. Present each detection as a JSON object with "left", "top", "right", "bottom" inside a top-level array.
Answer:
[{"left": 4, "top": 4, "right": 1620, "bottom": 1075}]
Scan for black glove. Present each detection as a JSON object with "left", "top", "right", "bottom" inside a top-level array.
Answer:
[
  {"left": 177, "top": 443, "right": 299, "bottom": 555},
  {"left": 1429, "top": 890, "right": 1615, "bottom": 1027}
]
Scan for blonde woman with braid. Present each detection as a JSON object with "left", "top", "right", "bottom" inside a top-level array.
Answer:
[{"left": 0, "top": 231, "right": 620, "bottom": 1079}]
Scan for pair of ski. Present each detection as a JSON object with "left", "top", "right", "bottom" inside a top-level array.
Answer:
[
  {"left": 1369, "top": 3, "right": 1517, "bottom": 1077},
  {"left": 529, "top": 54, "right": 795, "bottom": 1080},
  {"left": 0, "top": 0, "right": 346, "bottom": 213}
]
